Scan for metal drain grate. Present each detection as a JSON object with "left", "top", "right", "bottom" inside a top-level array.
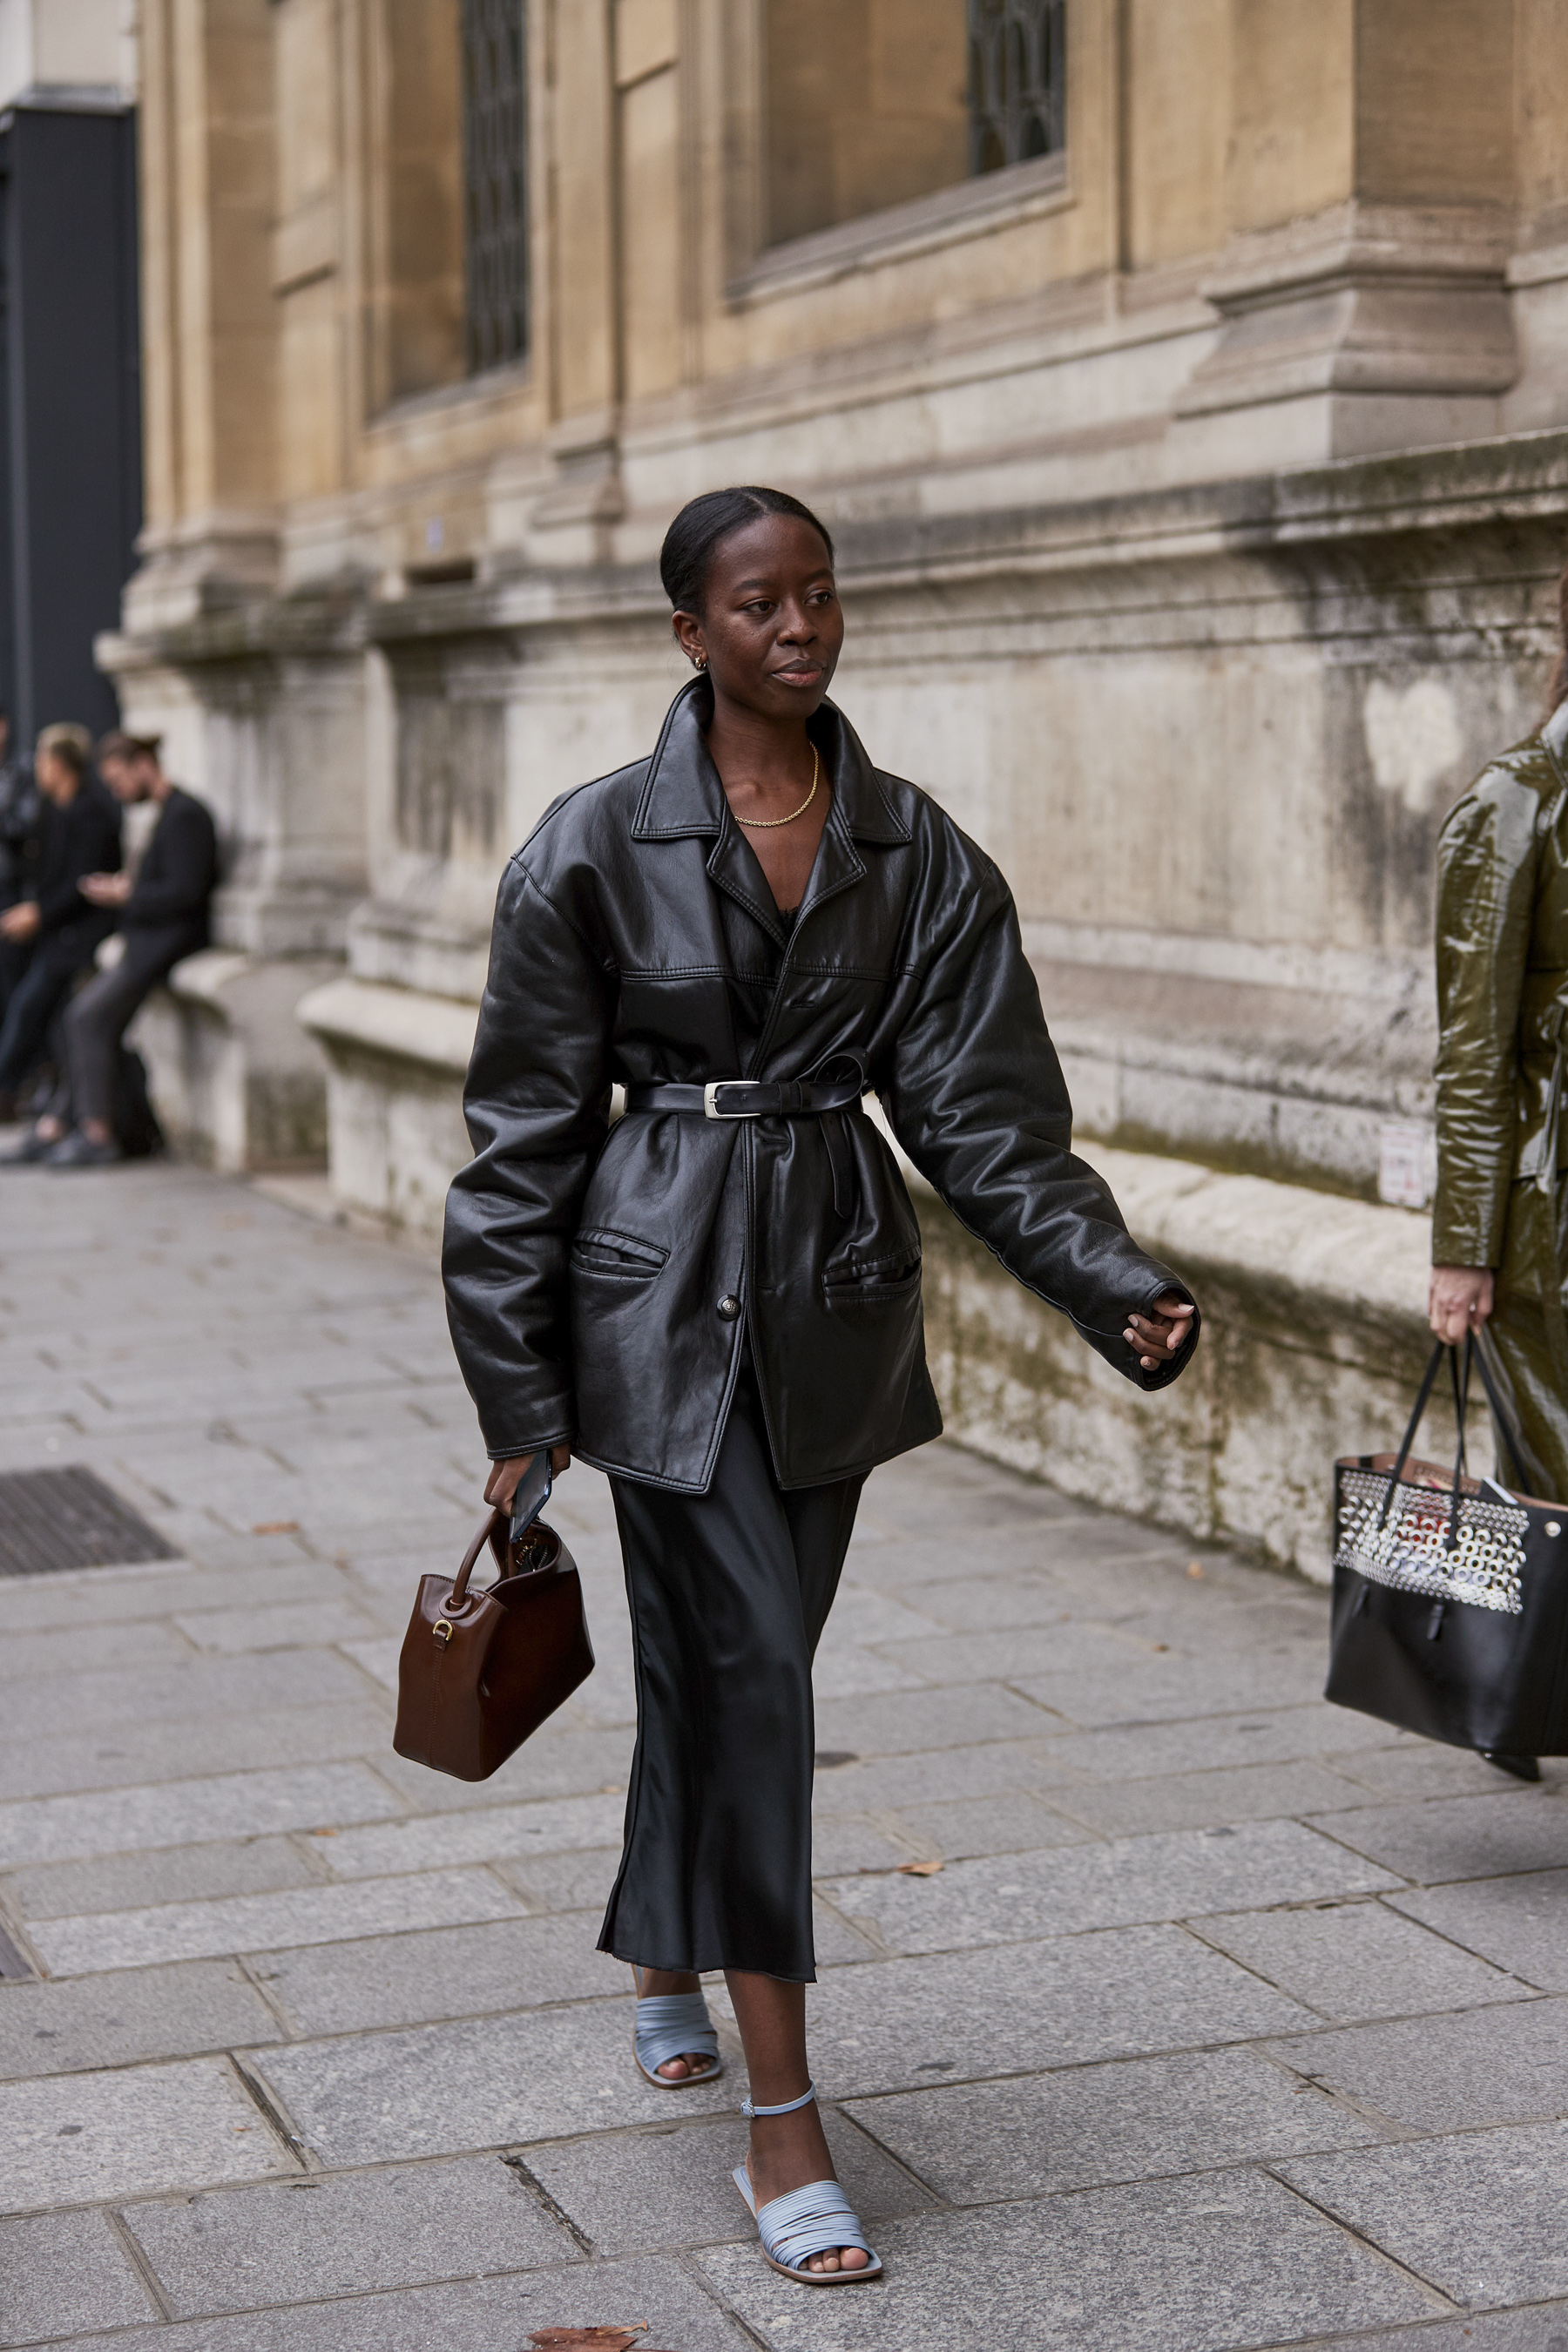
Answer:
[{"left": 0, "top": 1468, "right": 178, "bottom": 1577}]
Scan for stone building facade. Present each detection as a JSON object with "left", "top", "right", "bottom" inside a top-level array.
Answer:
[{"left": 104, "top": 1, "right": 1568, "bottom": 1567}]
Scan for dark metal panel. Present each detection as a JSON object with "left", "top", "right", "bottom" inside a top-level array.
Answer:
[
  {"left": 0, "top": 1465, "right": 176, "bottom": 1576},
  {"left": 1, "top": 105, "right": 141, "bottom": 742}
]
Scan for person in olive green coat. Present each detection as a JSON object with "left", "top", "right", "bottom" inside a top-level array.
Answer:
[{"left": 1430, "top": 677, "right": 1568, "bottom": 1509}]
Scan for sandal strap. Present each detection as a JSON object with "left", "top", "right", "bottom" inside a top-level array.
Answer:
[
  {"left": 742, "top": 2078, "right": 816, "bottom": 2119},
  {"left": 755, "top": 2178, "right": 874, "bottom": 2272},
  {"left": 634, "top": 1990, "right": 718, "bottom": 2074}
]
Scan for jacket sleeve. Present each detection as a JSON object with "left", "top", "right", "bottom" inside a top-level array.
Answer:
[
  {"left": 37, "top": 796, "right": 121, "bottom": 932},
  {"left": 1431, "top": 771, "right": 1541, "bottom": 1268},
  {"left": 882, "top": 855, "right": 1198, "bottom": 1391},
  {"left": 442, "top": 856, "right": 613, "bottom": 1459},
  {"left": 125, "top": 799, "right": 218, "bottom": 924}
]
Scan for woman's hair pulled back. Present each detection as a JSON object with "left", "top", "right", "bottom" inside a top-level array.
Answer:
[{"left": 659, "top": 485, "right": 835, "bottom": 615}]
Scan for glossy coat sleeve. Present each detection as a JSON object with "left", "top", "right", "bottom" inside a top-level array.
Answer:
[
  {"left": 1431, "top": 774, "right": 1538, "bottom": 1268},
  {"left": 443, "top": 857, "right": 613, "bottom": 1458},
  {"left": 882, "top": 865, "right": 1198, "bottom": 1390}
]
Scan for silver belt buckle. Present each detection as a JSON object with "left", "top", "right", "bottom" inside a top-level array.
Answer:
[{"left": 705, "top": 1081, "right": 758, "bottom": 1120}]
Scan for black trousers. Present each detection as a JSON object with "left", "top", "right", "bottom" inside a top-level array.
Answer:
[
  {"left": 63, "top": 926, "right": 192, "bottom": 1128},
  {"left": 0, "top": 934, "right": 102, "bottom": 1095},
  {"left": 598, "top": 1358, "right": 863, "bottom": 1982}
]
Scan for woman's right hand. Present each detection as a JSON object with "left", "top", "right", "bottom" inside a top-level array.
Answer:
[
  {"left": 484, "top": 1446, "right": 572, "bottom": 1512},
  {"left": 1429, "top": 1266, "right": 1494, "bottom": 1344}
]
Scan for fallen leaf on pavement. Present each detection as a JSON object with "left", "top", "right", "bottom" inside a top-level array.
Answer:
[
  {"left": 528, "top": 2328, "right": 648, "bottom": 2350},
  {"left": 253, "top": 1520, "right": 300, "bottom": 1535},
  {"left": 1187, "top": 1562, "right": 1204, "bottom": 1578},
  {"left": 897, "top": 1859, "right": 944, "bottom": 1876}
]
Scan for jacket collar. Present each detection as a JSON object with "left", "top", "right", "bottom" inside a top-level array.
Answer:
[{"left": 630, "top": 676, "right": 912, "bottom": 846}]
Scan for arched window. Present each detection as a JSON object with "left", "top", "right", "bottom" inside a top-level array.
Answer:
[{"left": 969, "top": 0, "right": 1065, "bottom": 176}]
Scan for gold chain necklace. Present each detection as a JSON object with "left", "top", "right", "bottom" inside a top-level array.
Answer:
[{"left": 734, "top": 746, "right": 819, "bottom": 830}]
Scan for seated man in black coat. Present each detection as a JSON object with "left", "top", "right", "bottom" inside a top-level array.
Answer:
[
  {"left": 0, "top": 725, "right": 120, "bottom": 1125},
  {"left": 45, "top": 731, "right": 219, "bottom": 1167}
]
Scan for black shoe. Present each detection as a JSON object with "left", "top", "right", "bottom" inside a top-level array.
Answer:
[
  {"left": 1479, "top": 1750, "right": 1540, "bottom": 1782},
  {"left": 44, "top": 1130, "right": 124, "bottom": 1169},
  {"left": 0, "top": 1126, "right": 58, "bottom": 1166}
]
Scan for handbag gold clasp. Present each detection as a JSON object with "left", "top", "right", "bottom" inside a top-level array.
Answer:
[{"left": 433, "top": 1618, "right": 454, "bottom": 1645}]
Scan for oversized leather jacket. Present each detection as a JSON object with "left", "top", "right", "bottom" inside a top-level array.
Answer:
[
  {"left": 443, "top": 680, "right": 1200, "bottom": 1491},
  {"left": 1434, "top": 696, "right": 1568, "bottom": 1269}
]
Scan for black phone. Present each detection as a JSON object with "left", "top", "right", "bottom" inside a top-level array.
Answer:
[{"left": 509, "top": 1453, "right": 553, "bottom": 1545}]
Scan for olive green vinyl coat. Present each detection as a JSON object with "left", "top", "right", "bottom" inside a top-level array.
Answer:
[{"left": 1434, "top": 695, "right": 1568, "bottom": 1501}]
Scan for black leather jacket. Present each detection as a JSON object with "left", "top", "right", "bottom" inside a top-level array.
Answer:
[{"left": 444, "top": 682, "right": 1199, "bottom": 1491}]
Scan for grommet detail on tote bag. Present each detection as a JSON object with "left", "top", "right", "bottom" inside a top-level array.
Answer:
[
  {"left": 717, "top": 1294, "right": 741, "bottom": 1320},
  {"left": 1549, "top": 1522, "right": 1562, "bottom": 1538}
]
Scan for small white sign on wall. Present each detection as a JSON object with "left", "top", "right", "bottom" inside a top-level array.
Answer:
[{"left": 1378, "top": 1120, "right": 1436, "bottom": 1209}]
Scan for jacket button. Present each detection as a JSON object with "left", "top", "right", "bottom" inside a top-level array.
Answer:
[{"left": 716, "top": 1294, "right": 741, "bottom": 1321}]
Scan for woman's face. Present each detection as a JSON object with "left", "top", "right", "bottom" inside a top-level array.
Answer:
[{"left": 673, "top": 514, "right": 842, "bottom": 720}]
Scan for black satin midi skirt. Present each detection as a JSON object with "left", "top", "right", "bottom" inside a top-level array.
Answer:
[{"left": 597, "top": 1356, "right": 863, "bottom": 1982}]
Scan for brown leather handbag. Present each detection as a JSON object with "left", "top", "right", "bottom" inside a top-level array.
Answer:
[{"left": 394, "top": 1510, "right": 594, "bottom": 1781}]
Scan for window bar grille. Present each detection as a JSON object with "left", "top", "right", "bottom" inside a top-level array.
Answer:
[
  {"left": 968, "top": 0, "right": 1067, "bottom": 176},
  {"left": 462, "top": 0, "right": 528, "bottom": 373}
]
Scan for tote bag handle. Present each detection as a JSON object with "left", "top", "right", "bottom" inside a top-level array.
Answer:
[{"left": 1381, "top": 1336, "right": 1534, "bottom": 1540}]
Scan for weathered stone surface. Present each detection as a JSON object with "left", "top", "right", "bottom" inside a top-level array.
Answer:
[
  {"left": 525, "top": 2108, "right": 934, "bottom": 2255},
  {"left": 249, "top": 1915, "right": 627, "bottom": 2036},
  {"left": 0, "top": 1960, "right": 283, "bottom": 2080},
  {"left": 1196, "top": 1897, "right": 1526, "bottom": 2022},
  {"left": 32, "top": 1864, "right": 524, "bottom": 1976},
  {"left": 1389, "top": 1869, "right": 1568, "bottom": 1991},
  {"left": 4, "top": 1835, "right": 319, "bottom": 1923},
  {"left": 250, "top": 2003, "right": 734, "bottom": 2168},
  {"left": 121, "top": 2152, "right": 579, "bottom": 2315},
  {"left": 821, "top": 1819, "right": 1400, "bottom": 1955},
  {"left": 17, "top": 2256, "right": 754, "bottom": 2350},
  {"left": 1267, "top": 1998, "right": 1568, "bottom": 2132},
  {"left": 845, "top": 2045, "right": 1382, "bottom": 2200},
  {"left": 0, "top": 2210, "right": 155, "bottom": 2344},
  {"left": 0, "top": 1763, "right": 404, "bottom": 1869},
  {"left": 700, "top": 2173, "right": 1433, "bottom": 2349},
  {"left": 1308, "top": 1792, "right": 1568, "bottom": 1885},
  {"left": 1281, "top": 2120, "right": 1568, "bottom": 2306},
  {"left": 0, "top": 2056, "right": 295, "bottom": 2213}
]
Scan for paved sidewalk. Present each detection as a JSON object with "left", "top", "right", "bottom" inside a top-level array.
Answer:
[{"left": 1, "top": 1158, "right": 1566, "bottom": 2352}]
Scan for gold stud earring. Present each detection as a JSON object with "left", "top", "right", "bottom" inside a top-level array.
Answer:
[{"left": 692, "top": 652, "right": 707, "bottom": 672}]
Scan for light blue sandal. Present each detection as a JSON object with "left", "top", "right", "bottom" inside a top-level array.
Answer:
[
  {"left": 733, "top": 2083, "right": 883, "bottom": 2285},
  {"left": 631, "top": 1967, "right": 721, "bottom": 2090}
]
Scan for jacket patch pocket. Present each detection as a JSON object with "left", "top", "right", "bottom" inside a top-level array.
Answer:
[
  {"left": 822, "top": 1247, "right": 923, "bottom": 1316},
  {"left": 570, "top": 1227, "right": 669, "bottom": 1281}
]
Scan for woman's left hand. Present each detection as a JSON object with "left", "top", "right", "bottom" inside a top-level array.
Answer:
[{"left": 1124, "top": 1293, "right": 1195, "bottom": 1370}]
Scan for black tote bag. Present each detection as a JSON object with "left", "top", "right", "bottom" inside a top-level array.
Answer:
[{"left": 1327, "top": 1337, "right": 1568, "bottom": 1756}]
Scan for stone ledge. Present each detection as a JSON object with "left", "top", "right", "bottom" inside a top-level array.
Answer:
[{"left": 132, "top": 950, "right": 337, "bottom": 1173}]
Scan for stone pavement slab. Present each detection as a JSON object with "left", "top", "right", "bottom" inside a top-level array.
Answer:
[
  {"left": 700, "top": 2172, "right": 1437, "bottom": 2350},
  {"left": 247, "top": 1914, "right": 629, "bottom": 2036},
  {"left": 3, "top": 1156, "right": 1566, "bottom": 2352},
  {"left": 0, "top": 2055, "right": 294, "bottom": 2212},
  {"left": 30, "top": 1862, "right": 525, "bottom": 1976},
  {"left": 0, "top": 2209, "right": 154, "bottom": 2344},
  {"left": 820, "top": 1816, "right": 1401, "bottom": 1954},
  {"left": 1193, "top": 1897, "right": 1529, "bottom": 2022},
  {"left": 0, "top": 1960, "right": 281, "bottom": 2080},
  {"left": 1266, "top": 1998, "right": 1568, "bottom": 2132},
  {"left": 524, "top": 2108, "right": 935, "bottom": 2256},
  {"left": 1388, "top": 1869, "right": 1568, "bottom": 1990},
  {"left": 118, "top": 2152, "right": 581, "bottom": 2315},
  {"left": 1279, "top": 2119, "right": 1568, "bottom": 2307},
  {"left": 845, "top": 2044, "right": 1381, "bottom": 2200}
]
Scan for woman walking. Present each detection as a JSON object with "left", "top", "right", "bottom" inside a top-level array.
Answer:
[
  {"left": 443, "top": 485, "right": 1200, "bottom": 2282},
  {"left": 1430, "top": 558, "right": 1568, "bottom": 1779}
]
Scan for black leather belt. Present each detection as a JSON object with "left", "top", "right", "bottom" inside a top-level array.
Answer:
[{"left": 625, "top": 1075, "right": 866, "bottom": 1121}]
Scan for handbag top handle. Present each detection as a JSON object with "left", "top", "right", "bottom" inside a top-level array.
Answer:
[
  {"left": 1380, "top": 1335, "right": 1532, "bottom": 1543},
  {"left": 445, "top": 1511, "right": 506, "bottom": 1611}
]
